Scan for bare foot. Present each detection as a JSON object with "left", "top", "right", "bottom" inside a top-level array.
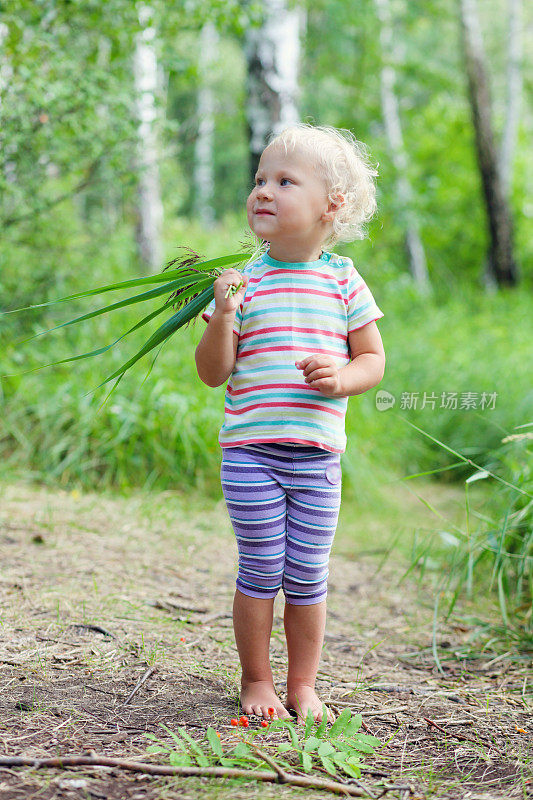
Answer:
[
  {"left": 285, "top": 684, "right": 336, "bottom": 725},
  {"left": 240, "top": 680, "right": 293, "bottom": 720}
]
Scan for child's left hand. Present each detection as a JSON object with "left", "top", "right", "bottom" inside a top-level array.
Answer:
[{"left": 296, "top": 355, "right": 343, "bottom": 398}]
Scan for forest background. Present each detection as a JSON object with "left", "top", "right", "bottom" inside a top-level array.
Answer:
[{"left": 0, "top": 0, "right": 531, "bottom": 654}]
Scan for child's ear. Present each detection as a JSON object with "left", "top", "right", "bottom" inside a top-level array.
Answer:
[{"left": 322, "top": 193, "right": 345, "bottom": 221}]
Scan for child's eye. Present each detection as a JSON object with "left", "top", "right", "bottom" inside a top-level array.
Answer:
[
  {"left": 255, "top": 178, "right": 265, "bottom": 186},
  {"left": 280, "top": 178, "right": 292, "bottom": 186}
]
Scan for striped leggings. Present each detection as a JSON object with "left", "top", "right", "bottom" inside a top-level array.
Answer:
[{"left": 220, "top": 442, "right": 342, "bottom": 605}]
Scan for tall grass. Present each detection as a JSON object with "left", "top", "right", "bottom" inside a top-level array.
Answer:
[{"left": 403, "top": 424, "right": 532, "bottom": 655}]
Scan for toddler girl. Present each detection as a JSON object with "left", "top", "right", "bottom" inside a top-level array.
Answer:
[{"left": 195, "top": 123, "right": 385, "bottom": 725}]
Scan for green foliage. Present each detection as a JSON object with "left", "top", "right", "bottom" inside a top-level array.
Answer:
[
  {"left": 267, "top": 706, "right": 381, "bottom": 777},
  {"left": 405, "top": 425, "right": 532, "bottom": 653},
  {"left": 167, "top": 32, "right": 249, "bottom": 220},
  {"left": 345, "top": 268, "right": 533, "bottom": 490},
  {"left": 1, "top": 1, "right": 142, "bottom": 234},
  {"left": 1, "top": 251, "right": 252, "bottom": 398},
  {"left": 142, "top": 707, "right": 381, "bottom": 780}
]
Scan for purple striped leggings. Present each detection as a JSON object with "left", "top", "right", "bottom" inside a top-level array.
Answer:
[{"left": 220, "top": 442, "right": 342, "bottom": 605}]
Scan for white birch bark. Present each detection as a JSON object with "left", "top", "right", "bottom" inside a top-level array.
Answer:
[
  {"left": 374, "top": 0, "right": 430, "bottom": 293},
  {"left": 244, "top": 0, "right": 305, "bottom": 181},
  {"left": 500, "top": 0, "right": 522, "bottom": 200},
  {"left": 133, "top": 3, "right": 163, "bottom": 272},
  {"left": 194, "top": 22, "right": 218, "bottom": 227}
]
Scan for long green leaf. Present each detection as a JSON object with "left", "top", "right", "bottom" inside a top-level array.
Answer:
[
  {"left": 286, "top": 721, "right": 299, "bottom": 749},
  {"left": 158, "top": 723, "right": 187, "bottom": 750},
  {"left": 328, "top": 707, "right": 351, "bottom": 739},
  {"left": 205, "top": 727, "right": 223, "bottom": 758},
  {"left": 177, "top": 727, "right": 210, "bottom": 767},
  {"left": 304, "top": 707, "right": 315, "bottom": 738},
  {"left": 397, "top": 415, "right": 533, "bottom": 499},
  {"left": 319, "top": 755, "right": 337, "bottom": 776},
  {"left": 169, "top": 752, "right": 193, "bottom": 766},
  {"left": 356, "top": 734, "right": 381, "bottom": 747},
  {"left": 343, "top": 714, "right": 362, "bottom": 737},
  {"left": 87, "top": 284, "right": 215, "bottom": 393},
  {"left": 1, "top": 252, "right": 250, "bottom": 315},
  {"left": 315, "top": 704, "right": 328, "bottom": 737},
  {"left": 4, "top": 277, "right": 214, "bottom": 383},
  {"left": 301, "top": 751, "right": 313, "bottom": 772},
  {"left": 302, "top": 736, "right": 320, "bottom": 753},
  {"left": 17, "top": 274, "right": 214, "bottom": 345},
  {"left": 349, "top": 741, "right": 374, "bottom": 753},
  {"left": 342, "top": 760, "right": 361, "bottom": 778},
  {"left": 2, "top": 298, "right": 174, "bottom": 377}
]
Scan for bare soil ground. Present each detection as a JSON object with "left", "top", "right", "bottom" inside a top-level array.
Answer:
[{"left": 0, "top": 479, "right": 531, "bottom": 800}]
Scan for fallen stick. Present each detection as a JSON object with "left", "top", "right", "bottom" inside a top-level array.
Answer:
[
  {"left": 250, "top": 743, "right": 370, "bottom": 796},
  {"left": 422, "top": 717, "right": 502, "bottom": 751},
  {"left": 69, "top": 624, "right": 116, "bottom": 639},
  {"left": 123, "top": 667, "right": 156, "bottom": 706},
  {"left": 0, "top": 755, "right": 370, "bottom": 797}
]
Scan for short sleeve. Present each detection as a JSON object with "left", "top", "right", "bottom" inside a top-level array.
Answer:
[
  {"left": 201, "top": 293, "right": 243, "bottom": 337},
  {"left": 346, "top": 263, "right": 384, "bottom": 332}
]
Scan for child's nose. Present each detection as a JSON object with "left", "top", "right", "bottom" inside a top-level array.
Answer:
[{"left": 257, "top": 183, "right": 273, "bottom": 199}]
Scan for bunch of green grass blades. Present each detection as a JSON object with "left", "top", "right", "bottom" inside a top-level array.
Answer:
[{"left": 3, "top": 235, "right": 266, "bottom": 404}]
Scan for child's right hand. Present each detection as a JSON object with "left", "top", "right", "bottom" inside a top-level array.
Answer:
[{"left": 214, "top": 269, "right": 249, "bottom": 314}]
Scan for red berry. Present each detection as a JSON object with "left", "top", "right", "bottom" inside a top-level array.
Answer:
[
  {"left": 180, "top": 637, "right": 185, "bottom": 642},
  {"left": 230, "top": 719, "right": 238, "bottom": 726},
  {"left": 267, "top": 707, "right": 275, "bottom": 717},
  {"left": 239, "top": 715, "right": 248, "bottom": 723},
  {"left": 241, "top": 719, "right": 249, "bottom": 727},
  {"left": 261, "top": 720, "right": 269, "bottom": 728}
]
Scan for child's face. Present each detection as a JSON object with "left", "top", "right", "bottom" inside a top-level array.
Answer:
[{"left": 247, "top": 144, "right": 332, "bottom": 254}]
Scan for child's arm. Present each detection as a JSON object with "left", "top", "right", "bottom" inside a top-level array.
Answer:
[
  {"left": 195, "top": 269, "right": 248, "bottom": 388},
  {"left": 339, "top": 321, "right": 385, "bottom": 396}
]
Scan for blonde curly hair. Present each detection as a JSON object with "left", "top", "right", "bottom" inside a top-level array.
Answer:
[{"left": 265, "top": 123, "right": 378, "bottom": 246}]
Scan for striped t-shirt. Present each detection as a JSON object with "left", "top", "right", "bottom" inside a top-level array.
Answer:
[{"left": 201, "top": 249, "right": 384, "bottom": 454}]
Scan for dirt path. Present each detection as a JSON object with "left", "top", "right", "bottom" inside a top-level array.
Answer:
[{"left": 0, "top": 480, "right": 530, "bottom": 799}]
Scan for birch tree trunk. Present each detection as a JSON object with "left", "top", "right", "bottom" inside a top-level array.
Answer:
[
  {"left": 193, "top": 22, "right": 218, "bottom": 227},
  {"left": 133, "top": 3, "right": 163, "bottom": 272},
  {"left": 500, "top": 0, "right": 522, "bottom": 201},
  {"left": 374, "top": 0, "right": 430, "bottom": 293},
  {"left": 244, "top": 0, "right": 305, "bottom": 184},
  {"left": 459, "top": 0, "right": 518, "bottom": 286}
]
